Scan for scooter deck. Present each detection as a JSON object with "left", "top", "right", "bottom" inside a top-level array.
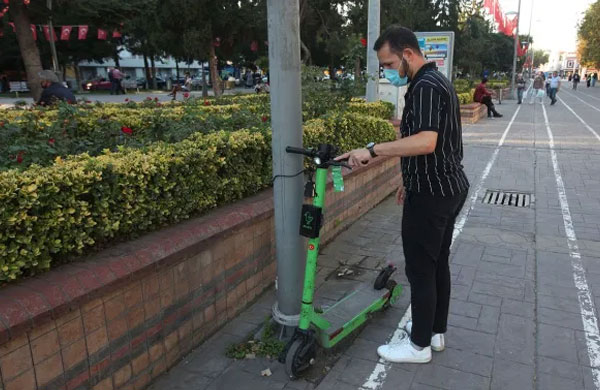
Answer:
[{"left": 320, "top": 280, "right": 391, "bottom": 338}]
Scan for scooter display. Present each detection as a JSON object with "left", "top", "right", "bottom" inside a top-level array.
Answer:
[{"left": 279, "top": 144, "right": 402, "bottom": 379}]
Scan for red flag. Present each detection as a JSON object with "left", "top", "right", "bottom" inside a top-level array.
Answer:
[
  {"left": 60, "top": 25, "right": 72, "bottom": 40},
  {"left": 30, "top": 24, "right": 36, "bottom": 40},
  {"left": 78, "top": 25, "right": 88, "bottom": 40},
  {"left": 112, "top": 30, "right": 121, "bottom": 38},
  {"left": 360, "top": 37, "right": 367, "bottom": 47},
  {"left": 213, "top": 37, "right": 221, "bottom": 47},
  {"left": 2, "top": 0, "right": 8, "bottom": 4},
  {"left": 97, "top": 28, "right": 107, "bottom": 40},
  {"left": 250, "top": 40, "right": 258, "bottom": 52},
  {"left": 43, "top": 25, "right": 57, "bottom": 41}
]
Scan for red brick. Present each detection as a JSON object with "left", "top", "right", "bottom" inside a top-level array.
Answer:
[
  {"left": 165, "top": 346, "right": 179, "bottom": 368},
  {"left": 0, "top": 343, "right": 32, "bottom": 379},
  {"left": 61, "top": 338, "right": 87, "bottom": 371},
  {"left": 86, "top": 327, "right": 108, "bottom": 355},
  {"left": 178, "top": 319, "right": 193, "bottom": 341},
  {"left": 143, "top": 296, "right": 161, "bottom": 321},
  {"left": 93, "top": 377, "right": 113, "bottom": 390},
  {"left": 66, "top": 367, "right": 90, "bottom": 390},
  {"left": 164, "top": 330, "right": 178, "bottom": 352},
  {"left": 106, "top": 316, "right": 128, "bottom": 342},
  {"left": 142, "top": 275, "right": 160, "bottom": 299},
  {"left": 131, "top": 351, "right": 149, "bottom": 375},
  {"left": 148, "top": 342, "right": 164, "bottom": 362},
  {"left": 204, "top": 304, "right": 216, "bottom": 325},
  {"left": 113, "top": 363, "right": 132, "bottom": 387},
  {"left": 82, "top": 304, "right": 106, "bottom": 335},
  {"left": 0, "top": 297, "right": 31, "bottom": 330},
  {"left": 159, "top": 286, "right": 174, "bottom": 309},
  {"left": 0, "top": 332, "right": 28, "bottom": 358},
  {"left": 30, "top": 328, "right": 59, "bottom": 364},
  {"left": 34, "top": 352, "right": 64, "bottom": 387},
  {"left": 123, "top": 283, "right": 143, "bottom": 310},
  {"left": 7, "top": 287, "right": 51, "bottom": 323},
  {"left": 103, "top": 295, "right": 126, "bottom": 322},
  {"left": 126, "top": 305, "right": 145, "bottom": 330},
  {"left": 44, "top": 272, "right": 87, "bottom": 301},
  {"left": 57, "top": 317, "right": 84, "bottom": 347},
  {"left": 150, "top": 356, "right": 166, "bottom": 379},
  {"left": 173, "top": 262, "right": 190, "bottom": 299},
  {"left": 5, "top": 368, "right": 36, "bottom": 390},
  {"left": 132, "top": 372, "right": 151, "bottom": 390},
  {"left": 192, "top": 311, "right": 204, "bottom": 331}
]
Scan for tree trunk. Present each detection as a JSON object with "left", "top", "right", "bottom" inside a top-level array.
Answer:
[
  {"left": 354, "top": 57, "right": 361, "bottom": 83},
  {"left": 175, "top": 61, "right": 180, "bottom": 79},
  {"left": 300, "top": 40, "right": 312, "bottom": 65},
  {"left": 201, "top": 59, "right": 208, "bottom": 98},
  {"left": 143, "top": 54, "right": 151, "bottom": 89},
  {"left": 209, "top": 44, "right": 222, "bottom": 97},
  {"left": 150, "top": 57, "right": 157, "bottom": 90},
  {"left": 9, "top": 0, "right": 43, "bottom": 101}
]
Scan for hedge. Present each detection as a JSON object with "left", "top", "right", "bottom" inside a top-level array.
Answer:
[{"left": 0, "top": 112, "right": 396, "bottom": 282}]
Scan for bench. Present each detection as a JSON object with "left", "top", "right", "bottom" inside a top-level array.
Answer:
[
  {"left": 460, "top": 102, "right": 487, "bottom": 124},
  {"left": 9, "top": 81, "right": 29, "bottom": 93}
]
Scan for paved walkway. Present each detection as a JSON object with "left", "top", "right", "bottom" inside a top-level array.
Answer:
[{"left": 147, "top": 84, "right": 600, "bottom": 390}]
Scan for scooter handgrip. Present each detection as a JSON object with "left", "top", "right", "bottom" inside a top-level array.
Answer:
[{"left": 286, "top": 146, "right": 309, "bottom": 155}]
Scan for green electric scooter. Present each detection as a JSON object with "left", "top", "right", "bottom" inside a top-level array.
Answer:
[{"left": 279, "top": 143, "right": 402, "bottom": 379}]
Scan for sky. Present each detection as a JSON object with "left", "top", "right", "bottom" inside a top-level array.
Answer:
[{"left": 497, "top": 0, "right": 595, "bottom": 53}]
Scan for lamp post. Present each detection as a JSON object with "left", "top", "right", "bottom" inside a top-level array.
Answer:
[{"left": 506, "top": 0, "right": 522, "bottom": 99}]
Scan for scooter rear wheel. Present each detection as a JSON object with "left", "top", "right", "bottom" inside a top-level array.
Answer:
[{"left": 285, "top": 337, "right": 316, "bottom": 379}]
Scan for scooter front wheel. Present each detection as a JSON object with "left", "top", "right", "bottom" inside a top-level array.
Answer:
[{"left": 284, "top": 337, "right": 316, "bottom": 379}]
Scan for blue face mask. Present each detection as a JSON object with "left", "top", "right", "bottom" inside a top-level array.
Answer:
[{"left": 384, "top": 69, "right": 409, "bottom": 87}]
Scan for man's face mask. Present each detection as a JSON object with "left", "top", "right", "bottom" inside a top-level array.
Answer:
[{"left": 384, "top": 57, "right": 410, "bottom": 87}]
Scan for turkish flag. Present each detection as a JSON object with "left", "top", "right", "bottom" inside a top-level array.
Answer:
[
  {"left": 30, "top": 24, "right": 36, "bottom": 40},
  {"left": 43, "top": 25, "right": 57, "bottom": 41},
  {"left": 2, "top": 0, "right": 8, "bottom": 4},
  {"left": 60, "top": 25, "right": 72, "bottom": 40},
  {"left": 250, "top": 40, "right": 258, "bottom": 52},
  {"left": 78, "top": 25, "right": 88, "bottom": 40},
  {"left": 97, "top": 28, "right": 107, "bottom": 40},
  {"left": 112, "top": 30, "right": 121, "bottom": 38}
]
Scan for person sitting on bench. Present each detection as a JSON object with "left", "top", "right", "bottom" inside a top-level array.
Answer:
[{"left": 473, "top": 77, "right": 503, "bottom": 118}]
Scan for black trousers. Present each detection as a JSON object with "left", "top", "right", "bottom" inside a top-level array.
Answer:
[
  {"left": 402, "top": 190, "right": 467, "bottom": 348},
  {"left": 480, "top": 95, "right": 494, "bottom": 116}
]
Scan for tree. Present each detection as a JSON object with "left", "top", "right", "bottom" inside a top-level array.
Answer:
[{"left": 578, "top": 0, "right": 600, "bottom": 67}]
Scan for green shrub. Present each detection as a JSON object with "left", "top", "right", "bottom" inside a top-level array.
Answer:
[
  {"left": 346, "top": 100, "right": 394, "bottom": 120},
  {"left": 457, "top": 92, "right": 474, "bottom": 105},
  {"left": 0, "top": 112, "right": 396, "bottom": 282}
]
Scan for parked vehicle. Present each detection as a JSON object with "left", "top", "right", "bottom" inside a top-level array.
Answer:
[
  {"left": 82, "top": 78, "right": 111, "bottom": 91},
  {"left": 136, "top": 77, "right": 167, "bottom": 89}
]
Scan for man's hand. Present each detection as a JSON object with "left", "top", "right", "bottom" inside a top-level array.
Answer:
[
  {"left": 334, "top": 148, "right": 372, "bottom": 167},
  {"left": 396, "top": 186, "right": 405, "bottom": 205}
]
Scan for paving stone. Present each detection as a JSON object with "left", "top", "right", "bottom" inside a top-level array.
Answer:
[
  {"left": 538, "top": 323, "right": 579, "bottom": 364},
  {"left": 537, "top": 356, "right": 584, "bottom": 382},
  {"left": 501, "top": 298, "right": 534, "bottom": 319},
  {"left": 378, "top": 366, "right": 415, "bottom": 390},
  {"left": 449, "top": 299, "right": 481, "bottom": 318},
  {"left": 537, "top": 373, "right": 585, "bottom": 390},
  {"left": 494, "top": 314, "right": 535, "bottom": 365},
  {"left": 539, "top": 306, "right": 585, "bottom": 331},
  {"left": 430, "top": 347, "right": 494, "bottom": 377},
  {"left": 447, "top": 313, "right": 478, "bottom": 330},
  {"left": 471, "top": 281, "right": 524, "bottom": 300},
  {"left": 476, "top": 305, "right": 500, "bottom": 334},
  {"left": 336, "top": 357, "right": 381, "bottom": 387},
  {"left": 490, "top": 358, "right": 534, "bottom": 390},
  {"left": 413, "top": 363, "right": 490, "bottom": 390},
  {"left": 467, "top": 292, "right": 502, "bottom": 307},
  {"left": 344, "top": 337, "right": 381, "bottom": 363},
  {"left": 445, "top": 326, "right": 496, "bottom": 357}
]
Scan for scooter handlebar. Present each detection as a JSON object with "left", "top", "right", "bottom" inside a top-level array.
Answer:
[{"left": 285, "top": 146, "right": 314, "bottom": 156}]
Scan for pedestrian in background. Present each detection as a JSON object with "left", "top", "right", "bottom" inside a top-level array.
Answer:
[
  {"left": 530, "top": 71, "right": 545, "bottom": 104},
  {"left": 549, "top": 71, "right": 561, "bottom": 105},
  {"left": 516, "top": 73, "right": 526, "bottom": 104},
  {"left": 474, "top": 78, "right": 503, "bottom": 118},
  {"left": 572, "top": 72, "right": 581, "bottom": 90},
  {"left": 587, "top": 74, "right": 592, "bottom": 88},
  {"left": 37, "top": 70, "right": 76, "bottom": 106},
  {"left": 593, "top": 72, "right": 598, "bottom": 87}
]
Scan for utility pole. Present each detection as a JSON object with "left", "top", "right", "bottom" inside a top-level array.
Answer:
[
  {"left": 46, "top": 0, "right": 60, "bottom": 79},
  {"left": 526, "top": 0, "right": 534, "bottom": 77},
  {"left": 510, "top": 0, "right": 522, "bottom": 99},
  {"left": 267, "top": 0, "right": 305, "bottom": 330},
  {"left": 365, "top": 0, "right": 380, "bottom": 102}
]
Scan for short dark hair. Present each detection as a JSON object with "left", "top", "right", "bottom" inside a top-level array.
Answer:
[
  {"left": 481, "top": 77, "right": 488, "bottom": 83},
  {"left": 373, "top": 25, "right": 422, "bottom": 55}
]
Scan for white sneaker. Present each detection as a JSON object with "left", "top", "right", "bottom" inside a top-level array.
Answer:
[
  {"left": 405, "top": 321, "right": 445, "bottom": 352},
  {"left": 377, "top": 337, "right": 432, "bottom": 363}
]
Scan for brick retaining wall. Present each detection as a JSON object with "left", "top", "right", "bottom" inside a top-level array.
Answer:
[{"left": 0, "top": 154, "right": 400, "bottom": 390}]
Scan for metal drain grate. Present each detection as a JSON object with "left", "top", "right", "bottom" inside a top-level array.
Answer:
[{"left": 482, "top": 190, "right": 533, "bottom": 208}]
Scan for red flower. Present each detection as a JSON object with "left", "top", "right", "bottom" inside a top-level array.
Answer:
[
  {"left": 121, "top": 126, "right": 133, "bottom": 135},
  {"left": 146, "top": 97, "right": 152, "bottom": 101},
  {"left": 0, "top": 121, "right": 4, "bottom": 127},
  {"left": 203, "top": 100, "right": 210, "bottom": 106},
  {"left": 156, "top": 102, "right": 162, "bottom": 107},
  {"left": 154, "top": 97, "right": 159, "bottom": 102},
  {"left": 125, "top": 98, "right": 129, "bottom": 102},
  {"left": 183, "top": 92, "right": 190, "bottom": 99},
  {"left": 16, "top": 151, "right": 24, "bottom": 164},
  {"left": 261, "top": 115, "right": 268, "bottom": 122},
  {"left": 48, "top": 138, "right": 55, "bottom": 146},
  {"left": 360, "top": 37, "right": 367, "bottom": 47}
]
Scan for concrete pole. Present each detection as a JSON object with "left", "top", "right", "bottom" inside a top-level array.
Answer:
[
  {"left": 267, "top": 0, "right": 305, "bottom": 327},
  {"left": 46, "top": 0, "right": 60, "bottom": 78},
  {"left": 510, "top": 0, "right": 522, "bottom": 99},
  {"left": 366, "top": 0, "right": 380, "bottom": 102}
]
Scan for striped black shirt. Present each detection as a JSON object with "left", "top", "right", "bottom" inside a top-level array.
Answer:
[{"left": 400, "top": 62, "right": 469, "bottom": 197}]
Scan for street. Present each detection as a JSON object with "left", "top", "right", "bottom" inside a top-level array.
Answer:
[{"left": 145, "top": 85, "right": 600, "bottom": 390}]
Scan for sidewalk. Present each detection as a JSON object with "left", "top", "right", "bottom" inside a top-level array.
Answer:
[{"left": 146, "top": 89, "right": 600, "bottom": 390}]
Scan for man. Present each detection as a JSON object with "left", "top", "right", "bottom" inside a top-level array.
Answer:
[
  {"left": 530, "top": 71, "right": 545, "bottom": 104},
  {"left": 572, "top": 71, "right": 581, "bottom": 90},
  {"left": 37, "top": 70, "right": 76, "bottom": 106},
  {"left": 473, "top": 78, "right": 503, "bottom": 118},
  {"left": 110, "top": 67, "right": 125, "bottom": 95},
  {"left": 516, "top": 73, "right": 526, "bottom": 104},
  {"left": 335, "top": 25, "right": 469, "bottom": 364},
  {"left": 549, "top": 71, "right": 561, "bottom": 105}
]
